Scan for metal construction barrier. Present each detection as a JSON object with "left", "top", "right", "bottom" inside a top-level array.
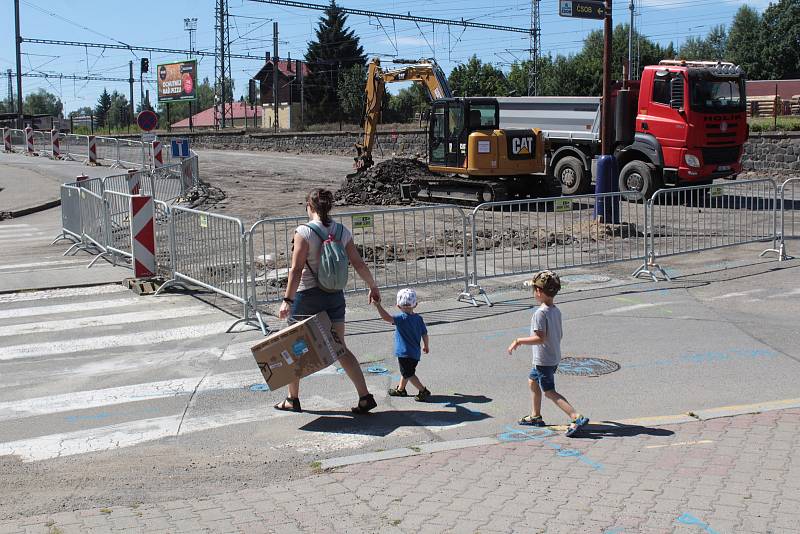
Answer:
[
  {"left": 761, "top": 177, "right": 800, "bottom": 261},
  {"left": 149, "top": 163, "right": 186, "bottom": 202},
  {"left": 157, "top": 207, "right": 249, "bottom": 326},
  {"left": 52, "top": 184, "right": 82, "bottom": 245},
  {"left": 247, "top": 205, "right": 471, "bottom": 330},
  {"left": 7, "top": 128, "right": 24, "bottom": 151},
  {"left": 95, "top": 136, "right": 121, "bottom": 167},
  {"left": 103, "top": 190, "right": 134, "bottom": 261},
  {"left": 469, "top": 191, "right": 647, "bottom": 304},
  {"left": 31, "top": 130, "right": 50, "bottom": 156},
  {"left": 75, "top": 187, "right": 112, "bottom": 267},
  {"left": 63, "top": 134, "right": 88, "bottom": 162},
  {"left": 118, "top": 138, "right": 147, "bottom": 168},
  {"left": 154, "top": 200, "right": 174, "bottom": 278},
  {"left": 636, "top": 179, "right": 777, "bottom": 281}
]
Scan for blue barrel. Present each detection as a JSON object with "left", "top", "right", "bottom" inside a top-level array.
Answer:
[{"left": 594, "top": 155, "right": 619, "bottom": 224}]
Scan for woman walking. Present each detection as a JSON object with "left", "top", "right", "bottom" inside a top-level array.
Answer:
[{"left": 276, "top": 188, "right": 379, "bottom": 414}]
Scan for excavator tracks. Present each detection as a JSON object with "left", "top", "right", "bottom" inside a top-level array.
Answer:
[{"left": 411, "top": 175, "right": 560, "bottom": 206}]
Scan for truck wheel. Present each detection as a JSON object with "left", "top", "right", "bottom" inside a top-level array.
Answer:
[
  {"left": 554, "top": 156, "right": 588, "bottom": 196},
  {"left": 619, "top": 160, "right": 662, "bottom": 200}
]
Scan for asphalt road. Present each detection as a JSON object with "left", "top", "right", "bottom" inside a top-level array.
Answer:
[{"left": 1, "top": 216, "right": 798, "bottom": 518}]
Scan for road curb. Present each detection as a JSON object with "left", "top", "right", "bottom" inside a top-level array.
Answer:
[
  {"left": 3, "top": 198, "right": 61, "bottom": 219},
  {"left": 318, "top": 398, "right": 800, "bottom": 471}
]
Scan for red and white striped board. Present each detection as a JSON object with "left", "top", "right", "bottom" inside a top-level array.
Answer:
[
  {"left": 76, "top": 174, "right": 89, "bottom": 183},
  {"left": 130, "top": 195, "right": 156, "bottom": 279},
  {"left": 87, "top": 135, "right": 98, "bottom": 165},
  {"left": 24, "top": 127, "right": 34, "bottom": 155},
  {"left": 151, "top": 140, "right": 163, "bottom": 169},
  {"left": 127, "top": 169, "right": 141, "bottom": 195},
  {"left": 51, "top": 130, "right": 62, "bottom": 159},
  {"left": 2, "top": 128, "right": 11, "bottom": 152}
]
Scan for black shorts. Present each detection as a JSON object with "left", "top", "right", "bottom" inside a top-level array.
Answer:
[{"left": 397, "top": 357, "right": 419, "bottom": 379}]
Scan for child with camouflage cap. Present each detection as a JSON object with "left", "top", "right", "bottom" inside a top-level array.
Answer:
[
  {"left": 374, "top": 288, "right": 431, "bottom": 402},
  {"left": 507, "top": 270, "right": 589, "bottom": 437}
]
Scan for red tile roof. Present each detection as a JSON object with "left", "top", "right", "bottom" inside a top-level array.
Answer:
[{"left": 171, "top": 102, "right": 261, "bottom": 128}]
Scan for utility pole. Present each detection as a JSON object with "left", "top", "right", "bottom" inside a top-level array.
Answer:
[
  {"left": 6, "top": 70, "right": 13, "bottom": 113},
  {"left": 14, "top": 0, "right": 24, "bottom": 127},
  {"left": 628, "top": 0, "right": 634, "bottom": 81},
  {"left": 528, "top": 0, "right": 540, "bottom": 96},
  {"left": 185, "top": 17, "right": 197, "bottom": 131},
  {"left": 216, "top": 0, "right": 228, "bottom": 129},
  {"left": 128, "top": 60, "right": 135, "bottom": 129},
  {"left": 272, "top": 21, "right": 279, "bottom": 132},
  {"left": 296, "top": 59, "right": 303, "bottom": 130}
]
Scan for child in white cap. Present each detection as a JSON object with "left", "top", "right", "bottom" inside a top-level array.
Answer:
[{"left": 373, "top": 288, "right": 431, "bottom": 401}]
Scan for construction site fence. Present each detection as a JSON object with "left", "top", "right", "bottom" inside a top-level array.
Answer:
[
  {"left": 52, "top": 176, "right": 797, "bottom": 332},
  {"left": 2, "top": 129, "right": 180, "bottom": 171}
]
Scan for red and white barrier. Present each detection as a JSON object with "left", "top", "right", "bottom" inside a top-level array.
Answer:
[
  {"left": 127, "top": 169, "right": 141, "bottom": 195},
  {"left": 130, "top": 195, "right": 156, "bottom": 278},
  {"left": 87, "top": 135, "right": 98, "bottom": 165},
  {"left": 51, "top": 129, "right": 62, "bottom": 159},
  {"left": 151, "top": 140, "right": 163, "bottom": 169},
  {"left": 76, "top": 174, "right": 89, "bottom": 182},
  {"left": 25, "top": 127, "right": 35, "bottom": 155},
  {"left": 2, "top": 129, "right": 11, "bottom": 152}
]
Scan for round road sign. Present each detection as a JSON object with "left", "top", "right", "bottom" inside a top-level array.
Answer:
[{"left": 137, "top": 110, "right": 158, "bottom": 132}]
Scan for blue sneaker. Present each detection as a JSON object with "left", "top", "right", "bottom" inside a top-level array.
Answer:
[{"left": 565, "top": 415, "right": 589, "bottom": 437}]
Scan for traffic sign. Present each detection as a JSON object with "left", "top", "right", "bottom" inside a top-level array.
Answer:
[
  {"left": 171, "top": 138, "right": 190, "bottom": 158},
  {"left": 559, "top": 0, "right": 605, "bottom": 19},
  {"left": 137, "top": 110, "right": 158, "bottom": 132}
]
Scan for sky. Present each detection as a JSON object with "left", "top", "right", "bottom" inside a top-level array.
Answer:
[{"left": 0, "top": 0, "right": 771, "bottom": 114}]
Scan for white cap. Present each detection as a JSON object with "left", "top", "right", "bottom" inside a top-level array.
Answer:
[{"left": 396, "top": 288, "right": 417, "bottom": 307}]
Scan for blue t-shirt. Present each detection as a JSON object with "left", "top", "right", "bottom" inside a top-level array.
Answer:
[{"left": 393, "top": 312, "right": 427, "bottom": 360}]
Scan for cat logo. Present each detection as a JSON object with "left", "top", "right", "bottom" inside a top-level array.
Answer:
[{"left": 512, "top": 136, "right": 534, "bottom": 156}]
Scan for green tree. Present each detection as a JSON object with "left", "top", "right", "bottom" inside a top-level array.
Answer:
[
  {"left": 68, "top": 106, "right": 94, "bottom": 118},
  {"left": 386, "top": 84, "right": 430, "bottom": 122},
  {"left": 760, "top": 0, "right": 800, "bottom": 79},
  {"left": 727, "top": 5, "right": 765, "bottom": 79},
  {"left": 23, "top": 88, "right": 63, "bottom": 116},
  {"left": 304, "top": 1, "right": 366, "bottom": 124},
  {"left": 679, "top": 25, "right": 727, "bottom": 61},
  {"left": 336, "top": 63, "right": 366, "bottom": 123},
  {"left": 447, "top": 55, "right": 510, "bottom": 97},
  {"left": 107, "top": 91, "right": 130, "bottom": 129},
  {"left": 95, "top": 89, "right": 112, "bottom": 128}
]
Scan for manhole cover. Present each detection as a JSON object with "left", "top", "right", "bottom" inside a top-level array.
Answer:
[
  {"left": 561, "top": 274, "right": 611, "bottom": 284},
  {"left": 557, "top": 357, "right": 619, "bottom": 377}
]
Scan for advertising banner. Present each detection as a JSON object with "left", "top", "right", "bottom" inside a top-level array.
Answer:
[{"left": 157, "top": 60, "right": 197, "bottom": 103}]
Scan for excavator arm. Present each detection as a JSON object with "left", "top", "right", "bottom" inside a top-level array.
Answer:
[{"left": 353, "top": 58, "right": 452, "bottom": 172}]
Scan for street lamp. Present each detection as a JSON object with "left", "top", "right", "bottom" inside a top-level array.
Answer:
[{"left": 184, "top": 18, "right": 198, "bottom": 56}]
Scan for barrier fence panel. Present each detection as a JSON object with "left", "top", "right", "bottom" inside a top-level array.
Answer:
[
  {"left": 161, "top": 207, "right": 248, "bottom": 317},
  {"left": 55, "top": 184, "right": 82, "bottom": 243},
  {"left": 781, "top": 178, "right": 799, "bottom": 241},
  {"left": 154, "top": 200, "right": 174, "bottom": 278},
  {"left": 641, "top": 179, "right": 777, "bottom": 279},
  {"left": 469, "top": 191, "right": 647, "bottom": 301},
  {"left": 103, "top": 190, "right": 134, "bottom": 261},
  {"left": 248, "top": 205, "right": 471, "bottom": 321},
  {"left": 95, "top": 136, "right": 120, "bottom": 167},
  {"left": 77, "top": 176, "right": 104, "bottom": 197},
  {"left": 9, "top": 129, "right": 24, "bottom": 151},
  {"left": 149, "top": 164, "right": 184, "bottom": 202},
  {"left": 77, "top": 187, "right": 111, "bottom": 267},
  {"left": 118, "top": 139, "right": 147, "bottom": 168},
  {"left": 63, "top": 134, "right": 88, "bottom": 162},
  {"left": 32, "top": 130, "right": 50, "bottom": 156}
]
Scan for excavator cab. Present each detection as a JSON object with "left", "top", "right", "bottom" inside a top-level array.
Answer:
[{"left": 428, "top": 98, "right": 499, "bottom": 170}]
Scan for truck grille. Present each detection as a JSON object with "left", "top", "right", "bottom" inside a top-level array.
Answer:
[{"left": 702, "top": 147, "right": 739, "bottom": 164}]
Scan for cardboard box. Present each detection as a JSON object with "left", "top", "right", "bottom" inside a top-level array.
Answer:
[{"left": 251, "top": 312, "right": 348, "bottom": 390}]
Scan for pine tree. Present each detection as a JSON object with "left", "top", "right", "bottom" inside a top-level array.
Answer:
[
  {"left": 727, "top": 6, "right": 765, "bottom": 79},
  {"left": 303, "top": 1, "right": 365, "bottom": 124},
  {"left": 95, "top": 89, "right": 112, "bottom": 128}
]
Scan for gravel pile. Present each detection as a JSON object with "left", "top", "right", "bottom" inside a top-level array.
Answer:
[{"left": 335, "top": 158, "right": 436, "bottom": 205}]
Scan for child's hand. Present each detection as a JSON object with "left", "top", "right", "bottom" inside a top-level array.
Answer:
[{"left": 507, "top": 339, "right": 519, "bottom": 355}]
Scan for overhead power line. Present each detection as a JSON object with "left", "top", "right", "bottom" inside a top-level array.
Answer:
[
  {"left": 246, "top": 0, "right": 535, "bottom": 35},
  {"left": 20, "top": 38, "right": 265, "bottom": 61},
  {"left": 12, "top": 72, "right": 152, "bottom": 83}
]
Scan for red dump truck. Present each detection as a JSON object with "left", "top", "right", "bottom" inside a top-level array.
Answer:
[{"left": 497, "top": 60, "right": 749, "bottom": 197}]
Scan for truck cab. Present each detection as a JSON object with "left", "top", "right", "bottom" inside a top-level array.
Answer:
[{"left": 620, "top": 60, "right": 748, "bottom": 196}]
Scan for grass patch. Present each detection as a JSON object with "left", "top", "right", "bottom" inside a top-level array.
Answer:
[
  {"left": 389, "top": 519, "right": 402, "bottom": 526},
  {"left": 99, "top": 508, "right": 112, "bottom": 514},
  {"left": 309, "top": 461, "right": 323, "bottom": 474},
  {"left": 46, "top": 524, "right": 63, "bottom": 534},
  {"left": 749, "top": 116, "right": 800, "bottom": 132},
  {"left": 408, "top": 446, "right": 422, "bottom": 453}
]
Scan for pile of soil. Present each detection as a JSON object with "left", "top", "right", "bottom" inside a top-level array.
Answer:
[{"left": 335, "top": 158, "right": 437, "bottom": 205}]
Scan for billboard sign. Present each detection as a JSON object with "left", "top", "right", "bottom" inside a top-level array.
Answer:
[
  {"left": 157, "top": 60, "right": 197, "bottom": 103},
  {"left": 559, "top": 0, "right": 605, "bottom": 19}
]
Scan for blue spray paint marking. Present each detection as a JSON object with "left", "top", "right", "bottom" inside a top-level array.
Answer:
[
  {"left": 336, "top": 367, "right": 347, "bottom": 375},
  {"left": 482, "top": 326, "right": 528, "bottom": 341},
  {"left": 626, "top": 348, "right": 778, "bottom": 370},
  {"left": 366, "top": 366, "right": 390, "bottom": 375},
  {"left": 603, "top": 528, "right": 625, "bottom": 534},
  {"left": 497, "top": 425, "right": 603, "bottom": 471},
  {"left": 249, "top": 384, "right": 269, "bottom": 392},
  {"left": 64, "top": 407, "right": 159, "bottom": 423},
  {"left": 676, "top": 513, "right": 720, "bottom": 534}
]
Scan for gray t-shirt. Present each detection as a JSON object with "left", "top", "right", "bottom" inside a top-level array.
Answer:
[
  {"left": 531, "top": 303, "right": 562, "bottom": 367},
  {"left": 295, "top": 220, "right": 353, "bottom": 291}
]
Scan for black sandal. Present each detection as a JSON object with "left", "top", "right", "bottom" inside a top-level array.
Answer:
[
  {"left": 351, "top": 394, "right": 377, "bottom": 414},
  {"left": 274, "top": 397, "right": 302, "bottom": 412}
]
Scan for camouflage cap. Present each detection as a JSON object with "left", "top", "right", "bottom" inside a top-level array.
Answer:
[{"left": 531, "top": 270, "right": 561, "bottom": 295}]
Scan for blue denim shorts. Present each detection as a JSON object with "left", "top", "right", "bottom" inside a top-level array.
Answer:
[
  {"left": 289, "top": 287, "right": 346, "bottom": 324},
  {"left": 529, "top": 365, "right": 558, "bottom": 392}
]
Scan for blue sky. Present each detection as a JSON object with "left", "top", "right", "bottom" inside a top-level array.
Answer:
[{"left": 1, "top": 0, "right": 769, "bottom": 113}]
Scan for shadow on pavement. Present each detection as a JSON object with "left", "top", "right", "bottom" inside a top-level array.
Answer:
[
  {"left": 572, "top": 420, "right": 675, "bottom": 440},
  {"left": 299, "top": 404, "right": 492, "bottom": 437}
]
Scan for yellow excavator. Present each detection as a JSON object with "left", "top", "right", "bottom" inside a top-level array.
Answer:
[{"left": 353, "top": 58, "right": 557, "bottom": 203}]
